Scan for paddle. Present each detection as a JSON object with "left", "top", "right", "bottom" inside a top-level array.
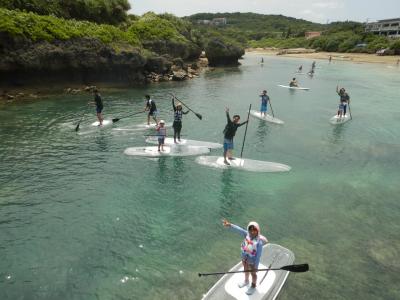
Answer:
[
  {"left": 75, "top": 104, "right": 89, "bottom": 132},
  {"left": 348, "top": 102, "right": 352, "bottom": 120},
  {"left": 169, "top": 93, "right": 202, "bottom": 120},
  {"left": 268, "top": 98, "right": 275, "bottom": 118},
  {"left": 198, "top": 264, "right": 309, "bottom": 277},
  {"left": 240, "top": 104, "right": 252, "bottom": 159},
  {"left": 112, "top": 110, "right": 146, "bottom": 123}
]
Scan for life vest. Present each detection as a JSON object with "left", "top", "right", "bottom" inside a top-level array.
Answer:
[{"left": 174, "top": 110, "right": 183, "bottom": 122}]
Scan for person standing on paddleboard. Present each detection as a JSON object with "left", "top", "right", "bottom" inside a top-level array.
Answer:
[
  {"left": 223, "top": 108, "right": 248, "bottom": 165},
  {"left": 259, "top": 90, "right": 270, "bottom": 116},
  {"left": 222, "top": 219, "right": 268, "bottom": 296},
  {"left": 144, "top": 95, "right": 158, "bottom": 125},
  {"left": 336, "top": 86, "right": 350, "bottom": 116},
  {"left": 172, "top": 97, "right": 189, "bottom": 143},
  {"left": 89, "top": 88, "right": 103, "bottom": 126},
  {"left": 156, "top": 120, "right": 166, "bottom": 151}
]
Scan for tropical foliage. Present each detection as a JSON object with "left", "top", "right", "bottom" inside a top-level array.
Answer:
[{"left": 0, "top": 0, "right": 130, "bottom": 24}]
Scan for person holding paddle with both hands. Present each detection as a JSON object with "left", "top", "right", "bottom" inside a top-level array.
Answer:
[
  {"left": 223, "top": 108, "right": 248, "bottom": 165},
  {"left": 88, "top": 88, "right": 103, "bottom": 126},
  {"left": 222, "top": 219, "right": 268, "bottom": 295}
]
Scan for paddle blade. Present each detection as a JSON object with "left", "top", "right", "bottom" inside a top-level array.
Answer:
[
  {"left": 281, "top": 264, "right": 309, "bottom": 273},
  {"left": 112, "top": 118, "right": 120, "bottom": 123},
  {"left": 75, "top": 123, "right": 80, "bottom": 132},
  {"left": 195, "top": 113, "right": 202, "bottom": 120}
]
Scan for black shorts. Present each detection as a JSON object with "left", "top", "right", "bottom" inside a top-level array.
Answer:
[{"left": 173, "top": 121, "right": 182, "bottom": 130}]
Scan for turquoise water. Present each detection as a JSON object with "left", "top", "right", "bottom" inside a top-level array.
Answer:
[{"left": 1, "top": 53, "right": 400, "bottom": 299}]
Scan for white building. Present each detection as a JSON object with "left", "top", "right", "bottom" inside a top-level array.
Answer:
[{"left": 365, "top": 18, "right": 400, "bottom": 38}]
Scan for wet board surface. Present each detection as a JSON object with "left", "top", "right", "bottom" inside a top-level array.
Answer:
[
  {"left": 202, "top": 244, "right": 295, "bottom": 300},
  {"left": 145, "top": 137, "right": 223, "bottom": 149},
  {"left": 330, "top": 114, "right": 351, "bottom": 125},
  {"left": 277, "top": 85, "right": 309, "bottom": 90},
  {"left": 134, "top": 122, "right": 172, "bottom": 128},
  {"left": 91, "top": 120, "right": 113, "bottom": 127},
  {"left": 124, "top": 145, "right": 211, "bottom": 157},
  {"left": 250, "top": 110, "right": 284, "bottom": 125},
  {"left": 195, "top": 156, "right": 291, "bottom": 173}
]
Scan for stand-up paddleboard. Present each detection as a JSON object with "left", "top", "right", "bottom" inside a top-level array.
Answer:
[
  {"left": 91, "top": 119, "right": 113, "bottom": 127},
  {"left": 277, "top": 85, "right": 309, "bottom": 91},
  {"left": 135, "top": 122, "right": 172, "bottom": 129},
  {"left": 124, "top": 145, "right": 211, "bottom": 157},
  {"left": 202, "top": 244, "right": 295, "bottom": 300},
  {"left": 250, "top": 110, "right": 284, "bottom": 125},
  {"left": 329, "top": 114, "right": 351, "bottom": 125},
  {"left": 145, "top": 137, "right": 223, "bottom": 149},
  {"left": 195, "top": 156, "right": 291, "bottom": 173}
]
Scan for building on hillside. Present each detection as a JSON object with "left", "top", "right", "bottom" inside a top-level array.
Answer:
[
  {"left": 305, "top": 31, "right": 322, "bottom": 39},
  {"left": 197, "top": 20, "right": 211, "bottom": 25},
  {"left": 365, "top": 18, "right": 400, "bottom": 38},
  {"left": 211, "top": 18, "right": 227, "bottom": 26}
]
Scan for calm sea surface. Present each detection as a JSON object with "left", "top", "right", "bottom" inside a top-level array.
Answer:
[{"left": 1, "top": 53, "right": 399, "bottom": 299}]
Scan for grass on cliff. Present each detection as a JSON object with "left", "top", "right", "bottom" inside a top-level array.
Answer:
[{"left": 0, "top": 8, "right": 140, "bottom": 46}]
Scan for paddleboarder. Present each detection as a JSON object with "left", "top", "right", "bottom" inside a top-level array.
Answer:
[
  {"left": 89, "top": 88, "right": 103, "bottom": 126},
  {"left": 298, "top": 65, "right": 303, "bottom": 72},
  {"left": 336, "top": 86, "right": 350, "bottom": 116},
  {"left": 172, "top": 97, "right": 189, "bottom": 143},
  {"left": 289, "top": 78, "right": 298, "bottom": 87},
  {"left": 156, "top": 120, "right": 166, "bottom": 151},
  {"left": 222, "top": 219, "right": 268, "bottom": 295},
  {"left": 144, "top": 94, "right": 158, "bottom": 125},
  {"left": 222, "top": 108, "right": 248, "bottom": 165},
  {"left": 259, "top": 90, "right": 270, "bottom": 116}
]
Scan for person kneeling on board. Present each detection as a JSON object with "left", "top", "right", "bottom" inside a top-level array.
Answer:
[
  {"left": 223, "top": 219, "right": 268, "bottom": 295},
  {"left": 222, "top": 108, "right": 247, "bottom": 165},
  {"left": 289, "top": 78, "right": 299, "bottom": 87}
]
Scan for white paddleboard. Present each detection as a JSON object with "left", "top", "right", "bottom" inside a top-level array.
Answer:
[
  {"left": 134, "top": 122, "right": 172, "bottom": 129},
  {"left": 202, "top": 244, "right": 295, "bottom": 300},
  {"left": 124, "top": 145, "right": 211, "bottom": 157},
  {"left": 278, "top": 85, "right": 309, "bottom": 90},
  {"left": 91, "top": 119, "right": 113, "bottom": 127},
  {"left": 145, "top": 137, "right": 223, "bottom": 149},
  {"left": 329, "top": 114, "right": 351, "bottom": 125},
  {"left": 250, "top": 110, "right": 284, "bottom": 125},
  {"left": 195, "top": 156, "right": 291, "bottom": 172}
]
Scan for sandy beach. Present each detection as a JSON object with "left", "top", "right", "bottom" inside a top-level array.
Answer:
[{"left": 247, "top": 48, "right": 400, "bottom": 65}]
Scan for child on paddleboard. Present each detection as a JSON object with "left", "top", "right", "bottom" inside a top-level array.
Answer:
[
  {"left": 289, "top": 78, "right": 298, "bottom": 87},
  {"left": 156, "top": 120, "right": 166, "bottom": 151},
  {"left": 336, "top": 86, "right": 350, "bottom": 117},
  {"left": 260, "top": 90, "right": 269, "bottom": 116},
  {"left": 222, "top": 219, "right": 268, "bottom": 295},
  {"left": 222, "top": 108, "right": 248, "bottom": 165}
]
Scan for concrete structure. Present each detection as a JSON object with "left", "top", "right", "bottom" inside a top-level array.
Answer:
[
  {"left": 211, "top": 18, "right": 227, "bottom": 26},
  {"left": 305, "top": 32, "right": 322, "bottom": 39},
  {"left": 365, "top": 18, "right": 400, "bottom": 38}
]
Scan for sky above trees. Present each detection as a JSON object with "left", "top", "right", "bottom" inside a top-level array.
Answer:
[{"left": 129, "top": 0, "right": 400, "bottom": 23}]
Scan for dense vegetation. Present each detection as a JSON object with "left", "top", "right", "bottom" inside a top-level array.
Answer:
[
  {"left": 187, "top": 13, "right": 400, "bottom": 54},
  {"left": 0, "top": 0, "right": 130, "bottom": 25}
]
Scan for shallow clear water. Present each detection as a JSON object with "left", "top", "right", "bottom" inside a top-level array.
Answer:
[{"left": 1, "top": 53, "right": 400, "bottom": 300}]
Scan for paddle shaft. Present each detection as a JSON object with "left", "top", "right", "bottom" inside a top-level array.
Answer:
[
  {"left": 170, "top": 94, "right": 202, "bottom": 120},
  {"left": 240, "top": 104, "right": 252, "bottom": 159},
  {"left": 348, "top": 102, "right": 352, "bottom": 120},
  {"left": 269, "top": 98, "right": 275, "bottom": 118},
  {"left": 75, "top": 104, "right": 90, "bottom": 132},
  {"left": 113, "top": 110, "right": 145, "bottom": 123},
  {"left": 198, "top": 264, "right": 309, "bottom": 277}
]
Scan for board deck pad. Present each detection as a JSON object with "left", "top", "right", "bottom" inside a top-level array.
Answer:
[
  {"left": 195, "top": 156, "right": 291, "bottom": 172},
  {"left": 202, "top": 244, "right": 295, "bottom": 300},
  {"left": 250, "top": 110, "right": 284, "bottom": 124},
  {"left": 91, "top": 119, "right": 112, "bottom": 126},
  {"left": 329, "top": 114, "right": 351, "bottom": 124}
]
